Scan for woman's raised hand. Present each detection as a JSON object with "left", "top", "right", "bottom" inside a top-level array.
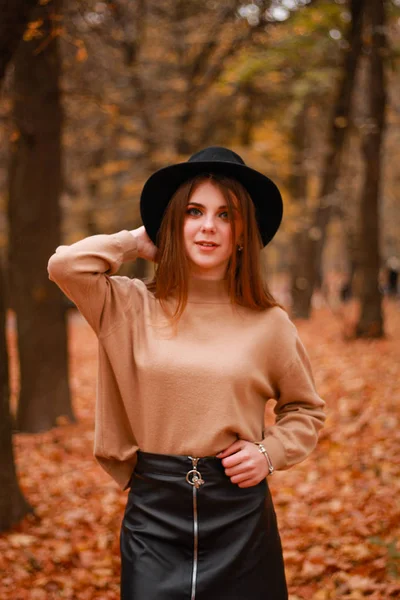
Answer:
[{"left": 129, "top": 226, "right": 158, "bottom": 262}]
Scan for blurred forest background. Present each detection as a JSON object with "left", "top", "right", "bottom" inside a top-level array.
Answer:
[{"left": 0, "top": 0, "right": 399, "bottom": 599}]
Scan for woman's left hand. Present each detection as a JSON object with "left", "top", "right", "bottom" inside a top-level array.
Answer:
[{"left": 217, "top": 440, "right": 269, "bottom": 488}]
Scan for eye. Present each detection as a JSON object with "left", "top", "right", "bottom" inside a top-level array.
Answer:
[
  {"left": 186, "top": 207, "right": 202, "bottom": 217},
  {"left": 219, "top": 211, "right": 229, "bottom": 220}
]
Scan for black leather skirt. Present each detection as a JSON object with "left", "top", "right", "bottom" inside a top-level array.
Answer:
[{"left": 120, "top": 451, "right": 288, "bottom": 600}]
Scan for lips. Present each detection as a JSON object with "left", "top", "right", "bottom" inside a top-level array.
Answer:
[{"left": 195, "top": 241, "right": 219, "bottom": 247}]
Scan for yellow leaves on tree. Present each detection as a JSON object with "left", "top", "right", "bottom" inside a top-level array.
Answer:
[{"left": 23, "top": 20, "right": 44, "bottom": 42}]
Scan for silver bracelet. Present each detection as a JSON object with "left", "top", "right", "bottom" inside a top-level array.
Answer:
[{"left": 254, "top": 442, "right": 274, "bottom": 476}]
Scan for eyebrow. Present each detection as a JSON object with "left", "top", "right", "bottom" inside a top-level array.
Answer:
[{"left": 187, "top": 201, "right": 238, "bottom": 211}]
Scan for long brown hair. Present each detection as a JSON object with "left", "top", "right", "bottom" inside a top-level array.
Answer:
[{"left": 146, "top": 173, "right": 281, "bottom": 320}]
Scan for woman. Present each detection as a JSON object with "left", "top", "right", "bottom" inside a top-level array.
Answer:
[{"left": 48, "top": 146, "right": 325, "bottom": 600}]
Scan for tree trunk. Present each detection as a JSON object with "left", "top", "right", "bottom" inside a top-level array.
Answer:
[
  {"left": 0, "top": 0, "right": 39, "bottom": 532},
  {"left": 291, "top": 0, "right": 366, "bottom": 317},
  {"left": 238, "top": 83, "right": 256, "bottom": 147},
  {"left": 288, "top": 102, "right": 313, "bottom": 318},
  {"left": 8, "top": 0, "right": 75, "bottom": 432},
  {"left": 340, "top": 227, "right": 359, "bottom": 302},
  {"left": 355, "top": 0, "right": 386, "bottom": 338},
  {"left": 175, "top": 105, "right": 195, "bottom": 155},
  {"left": 0, "top": 263, "right": 33, "bottom": 531},
  {"left": 0, "top": 0, "right": 39, "bottom": 81}
]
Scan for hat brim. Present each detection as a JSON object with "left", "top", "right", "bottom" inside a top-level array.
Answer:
[{"left": 140, "top": 160, "right": 283, "bottom": 247}]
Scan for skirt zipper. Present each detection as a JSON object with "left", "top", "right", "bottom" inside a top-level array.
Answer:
[
  {"left": 191, "top": 484, "right": 199, "bottom": 600},
  {"left": 187, "top": 457, "right": 204, "bottom": 600}
]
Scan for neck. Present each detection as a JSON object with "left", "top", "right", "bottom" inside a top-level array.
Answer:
[{"left": 187, "top": 274, "right": 230, "bottom": 304}]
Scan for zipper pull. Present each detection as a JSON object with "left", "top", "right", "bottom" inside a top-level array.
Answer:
[{"left": 186, "top": 457, "right": 205, "bottom": 489}]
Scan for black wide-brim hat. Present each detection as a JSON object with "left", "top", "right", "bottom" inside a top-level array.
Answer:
[{"left": 140, "top": 146, "right": 283, "bottom": 247}]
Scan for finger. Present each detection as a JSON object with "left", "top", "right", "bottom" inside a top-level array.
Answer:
[
  {"left": 216, "top": 439, "right": 244, "bottom": 459},
  {"left": 221, "top": 450, "right": 248, "bottom": 469},
  {"left": 229, "top": 471, "right": 253, "bottom": 484},
  {"left": 237, "top": 479, "right": 258, "bottom": 489},
  {"left": 224, "top": 462, "right": 253, "bottom": 477}
]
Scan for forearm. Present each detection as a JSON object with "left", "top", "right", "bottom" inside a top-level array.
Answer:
[
  {"left": 47, "top": 230, "right": 138, "bottom": 334},
  {"left": 47, "top": 230, "right": 138, "bottom": 283},
  {"left": 261, "top": 402, "right": 326, "bottom": 471},
  {"left": 261, "top": 331, "right": 326, "bottom": 472}
]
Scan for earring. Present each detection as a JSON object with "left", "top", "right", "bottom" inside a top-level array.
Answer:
[{"left": 237, "top": 244, "right": 243, "bottom": 252}]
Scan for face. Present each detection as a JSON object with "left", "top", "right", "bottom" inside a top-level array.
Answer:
[{"left": 183, "top": 180, "right": 243, "bottom": 279}]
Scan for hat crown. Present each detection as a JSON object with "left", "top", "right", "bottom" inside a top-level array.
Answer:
[
  {"left": 140, "top": 145, "right": 283, "bottom": 247},
  {"left": 188, "top": 146, "right": 246, "bottom": 166}
]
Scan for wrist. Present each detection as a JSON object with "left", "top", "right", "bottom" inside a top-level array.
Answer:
[
  {"left": 128, "top": 229, "right": 143, "bottom": 255},
  {"left": 254, "top": 442, "right": 275, "bottom": 476}
]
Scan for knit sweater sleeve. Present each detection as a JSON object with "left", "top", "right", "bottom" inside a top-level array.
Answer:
[
  {"left": 261, "top": 314, "right": 326, "bottom": 471},
  {"left": 47, "top": 230, "right": 139, "bottom": 336}
]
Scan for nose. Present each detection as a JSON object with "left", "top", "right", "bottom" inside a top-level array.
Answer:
[{"left": 201, "top": 213, "right": 217, "bottom": 232}]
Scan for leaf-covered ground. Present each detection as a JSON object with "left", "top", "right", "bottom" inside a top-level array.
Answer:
[{"left": 2, "top": 299, "right": 399, "bottom": 600}]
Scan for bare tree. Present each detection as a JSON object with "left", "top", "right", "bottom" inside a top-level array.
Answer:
[
  {"left": 8, "top": 0, "right": 75, "bottom": 432},
  {"left": 0, "top": 262, "right": 33, "bottom": 531},
  {"left": 288, "top": 102, "right": 312, "bottom": 317},
  {"left": 0, "top": 0, "right": 39, "bottom": 534},
  {"left": 291, "top": 0, "right": 366, "bottom": 317},
  {"left": 355, "top": 0, "right": 387, "bottom": 337}
]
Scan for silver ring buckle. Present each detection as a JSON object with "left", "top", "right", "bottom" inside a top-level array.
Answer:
[{"left": 186, "top": 469, "right": 205, "bottom": 489}]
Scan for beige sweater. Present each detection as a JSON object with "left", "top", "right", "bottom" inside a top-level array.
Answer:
[{"left": 47, "top": 230, "right": 326, "bottom": 490}]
